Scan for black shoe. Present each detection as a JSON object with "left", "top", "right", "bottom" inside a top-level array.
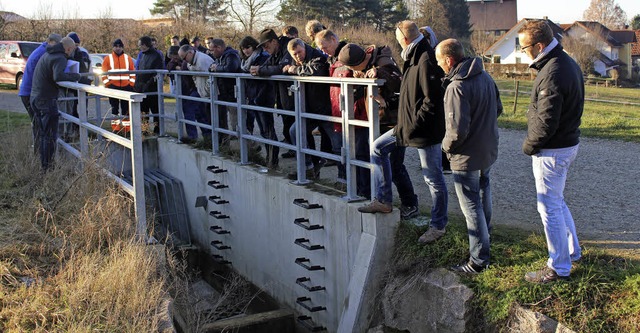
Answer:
[
  {"left": 281, "top": 150, "right": 296, "bottom": 158},
  {"left": 450, "top": 261, "right": 487, "bottom": 274},
  {"left": 153, "top": 126, "right": 160, "bottom": 135}
]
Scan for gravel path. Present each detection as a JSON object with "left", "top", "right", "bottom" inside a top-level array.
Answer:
[{"left": 2, "top": 90, "right": 638, "bottom": 247}]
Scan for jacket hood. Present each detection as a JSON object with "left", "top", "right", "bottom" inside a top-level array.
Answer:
[
  {"left": 46, "top": 42, "right": 66, "bottom": 55},
  {"left": 368, "top": 45, "right": 395, "bottom": 67},
  {"left": 447, "top": 57, "right": 484, "bottom": 81},
  {"left": 304, "top": 43, "right": 325, "bottom": 62}
]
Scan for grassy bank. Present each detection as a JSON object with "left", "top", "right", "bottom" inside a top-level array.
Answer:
[
  {"left": 0, "top": 122, "right": 168, "bottom": 332},
  {"left": 393, "top": 219, "right": 640, "bottom": 332}
]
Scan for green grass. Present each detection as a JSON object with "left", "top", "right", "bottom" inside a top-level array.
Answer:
[
  {"left": 393, "top": 219, "right": 640, "bottom": 332},
  {"left": 0, "top": 110, "right": 30, "bottom": 133},
  {"left": 496, "top": 81, "right": 640, "bottom": 142}
]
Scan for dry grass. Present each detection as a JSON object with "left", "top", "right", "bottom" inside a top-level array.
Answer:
[{"left": 0, "top": 127, "right": 168, "bottom": 332}]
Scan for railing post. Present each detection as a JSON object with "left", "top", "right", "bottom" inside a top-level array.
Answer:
[
  {"left": 367, "top": 84, "right": 380, "bottom": 200},
  {"left": 129, "top": 100, "right": 147, "bottom": 241},
  {"left": 292, "top": 81, "right": 308, "bottom": 184},
  {"left": 174, "top": 74, "right": 185, "bottom": 141},
  {"left": 77, "top": 90, "right": 89, "bottom": 159},
  {"left": 236, "top": 76, "right": 249, "bottom": 165},
  {"left": 210, "top": 76, "right": 220, "bottom": 154},
  {"left": 156, "top": 73, "right": 165, "bottom": 136},
  {"left": 343, "top": 82, "right": 357, "bottom": 200}
]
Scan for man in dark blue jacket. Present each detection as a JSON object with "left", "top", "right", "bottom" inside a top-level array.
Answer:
[
  {"left": 209, "top": 39, "right": 241, "bottom": 134},
  {"left": 519, "top": 20, "right": 584, "bottom": 284},
  {"left": 19, "top": 34, "right": 62, "bottom": 153},
  {"left": 30, "top": 37, "right": 81, "bottom": 170}
]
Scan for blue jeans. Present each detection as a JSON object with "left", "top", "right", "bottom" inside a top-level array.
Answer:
[
  {"left": 290, "top": 120, "right": 339, "bottom": 168},
  {"left": 371, "top": 129, "right": 438, "bottom": 221},
  {"left": 532, "top": 144, "right": 581, "bottom": 276},
  {"left": 453, "top": 167, "right": 492, "bottom": 266},
  {"left": 253, "top": 106, "right": 279, "bottom": 167},
  {"left": 182, "top": 90, "right": 207, "bottom": 139},
  {"left": 31, "top": 99, "right": 58, "bottom": 170}
]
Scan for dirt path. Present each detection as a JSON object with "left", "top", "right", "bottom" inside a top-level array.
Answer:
[{"left": 2, "top": 90, "right": 638, "bottom": 250}]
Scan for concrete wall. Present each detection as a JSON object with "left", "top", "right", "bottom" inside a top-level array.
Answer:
[{"left": 154, "top": 138, "right": 398, "bottom": 332}]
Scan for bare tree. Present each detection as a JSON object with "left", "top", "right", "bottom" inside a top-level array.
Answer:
[
  {"left": 470, "top": 30, "right": 498, "bottom": 56},
  {"left": 583, "top": 0, "right": 627, "bottom": 29},
  {"left": 414, "top": 0, "right": 451, "bottom": 40},
  {"left": 226, "top": 0, "right": 277, "bottom": 34},
  {"left": 563, "top": 35, "right": 600, "bottom": 75}
]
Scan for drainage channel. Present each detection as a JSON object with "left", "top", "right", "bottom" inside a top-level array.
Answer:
[{"left": 170, "top": 249, "right": 295, "bottom": 333}]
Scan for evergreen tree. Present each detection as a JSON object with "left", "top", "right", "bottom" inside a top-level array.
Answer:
[
  {"left": 439, "top": 0, "right": 471, "bottom": 39},
  {"left": 277, "top": 0, "right": 346, "bottom": 23},
  {"left": 375, "top": 0, "right": 409, "bottom": 32},
  {"left": 150, "top": 0, "right": 226, "bottom": 24},
  {"left": 632, "top": 14, "right": 640, "bottom": 30}
]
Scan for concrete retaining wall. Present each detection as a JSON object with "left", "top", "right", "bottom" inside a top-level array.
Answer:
[{"left": 154, "top": 138, "right": 398, "bottom": 332}]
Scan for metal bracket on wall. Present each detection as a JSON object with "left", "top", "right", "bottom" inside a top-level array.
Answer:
[
  {"left": 210, "top": 225, "right": 230, "bottom": 234},
  {"left": 293, "top": 198, "right": 323, "bottom": 209},
  {"left": 211, "top": 240, "right": 231, "bottom": 250},
  {"left": 296, "top": 277, "right": 325, "bottom": 292},
  {"left": 206, "top": 165, "right": 228, "bottom": 174},
  {"left": 209, "top": 195, "right": 229, "bottom": 204},
  {"left": 295, "top": 257, "right": 325, "bottom": 271},
  {"left": 295, "top": 238, "right": 324, "bottom": 251},
  {"left": 209, "top": 211, "right": 230, "bottom": 219},
  {"left": 296, "top": 296, "right": 326, "bottom": 312},
  {"left": 207, "top": 180, "right": 229, "bottom": 189},
  {"left": 294, "top": 218, "right": 324, "bottom": 231}
]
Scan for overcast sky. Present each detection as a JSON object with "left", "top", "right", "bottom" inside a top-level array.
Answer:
[{"left": 1, "top": 0, "right": 639, "bottom": 24}]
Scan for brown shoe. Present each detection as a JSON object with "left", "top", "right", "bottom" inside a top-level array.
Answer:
[
  {"left": 418, "top": 227, "right": 446, "bottom": 244},
  {"left": 358, "top": 199, "right": 392, "bottom": 214},
  {"left": 524, "top": 266, "right": 569, "bottom": 284}
]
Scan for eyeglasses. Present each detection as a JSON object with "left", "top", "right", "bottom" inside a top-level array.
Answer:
[
  {"left": 521, "top": 43, "right": 536, "bottom": 51},
  {"left": 396, "top": 23, "right": 407, "bottom": 39},
  {"left": 180, "top": 51, "right": 192, "bottom": 61}
]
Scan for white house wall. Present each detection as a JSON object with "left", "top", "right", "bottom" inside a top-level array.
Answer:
[{"left": 490, "top": 33, "right": 532, "bottom": 65}]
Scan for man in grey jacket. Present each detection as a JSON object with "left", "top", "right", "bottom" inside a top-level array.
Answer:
[
  {"left": 435, "top": 39, "right": 502, "bottom": 273},
  {"left": 178, "top": 45, "right": 216, "bottom": 140}
]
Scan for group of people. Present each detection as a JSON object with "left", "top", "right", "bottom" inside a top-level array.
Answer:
[{"left": 21, "top": 19, "right": 584, "bottom": 284}]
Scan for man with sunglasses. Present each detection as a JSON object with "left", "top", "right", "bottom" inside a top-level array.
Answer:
[
  {"left": 518, "top": 20, "right": 584, "bottom": 284},
  {"left": 178, "top": 45, "right": 216, "bottom": 141}
]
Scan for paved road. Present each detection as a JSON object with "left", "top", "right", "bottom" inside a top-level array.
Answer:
[{"left": 2, "top": 90, "right": 638, "bottom": 249}]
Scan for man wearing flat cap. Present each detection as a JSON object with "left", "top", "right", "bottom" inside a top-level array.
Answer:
[
  {"left": 250, "top": 28, "right": 296, "bottom": 156},
  {"left": 102, "top": 38, "right": 136, "bottom": 125}
]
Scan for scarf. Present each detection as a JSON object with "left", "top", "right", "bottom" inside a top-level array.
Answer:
[{"left": 401, "top": 33, "right": 424, "bottom": 61}]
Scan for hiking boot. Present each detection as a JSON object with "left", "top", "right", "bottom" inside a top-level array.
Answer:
[
  {"left": 450, "top": 260, "right": 487, "bottom": 274},
  {"left": 399, "top": 205, "right": 419, "bottom": 220},
  {"left": 281, "top": 150, "right": 296, "bottom": 158},
  {"left": 418, "top": 227, "right": 446, "bottom": 244},
  {"left": 334, "top": 181, "right": 347, "bottom": 192},
  {"left": 525, "top": 266, "right": 569, "bottom": 284},
  {"left": 357, "top": 199, "right": 392, "bottom": 214}
]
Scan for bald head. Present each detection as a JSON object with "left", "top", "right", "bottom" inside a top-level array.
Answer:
[
  {"left": 60, "top": 36, "right": 77, "bottom": 57},
  {"left": 435, "top": 38, "right": 465, "bottom": 74}
]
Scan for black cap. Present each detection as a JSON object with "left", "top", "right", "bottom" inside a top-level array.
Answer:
[
  {"left": 191, "top": 36, "right": 200, "bottom": 43},
  {"left": 338, "top": 43, "right": 366, "bottom": 67},
  {"left": 113, "top": 38, "right": 124, "bottom": 47},
  {"left": 257, "top": 29, "right": 278, "bottom": 47}
]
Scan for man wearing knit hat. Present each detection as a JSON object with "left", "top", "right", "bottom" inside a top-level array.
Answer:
[
  {"left": 102, "top": 38, "right": 136, "bottom": 130},
  {"left": 61, "top": 31, "right": 91, "bottom": 140}
]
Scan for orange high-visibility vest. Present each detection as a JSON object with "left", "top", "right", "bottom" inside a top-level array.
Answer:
[{"left": 101, "top": 52, "right": 136, "bottom": 88}]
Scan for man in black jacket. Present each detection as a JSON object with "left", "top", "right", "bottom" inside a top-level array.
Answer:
[
  {"left": 358, "top": 20, "right": 448, "bottom": 244},
  {"left": 209, "top": 39, "right": 241, "bottom": 133},
  {"left": 250, "top": 29, "right": 296, "bottom": 158},
  {"left": 519, "top": 20, "right": 584, "bottom": 284},
  {"left": 135, "top": 36, "right": 165, "bottom": 134},
  {"left": 30, "top": 37, "right": 81, "bottom": 170}
]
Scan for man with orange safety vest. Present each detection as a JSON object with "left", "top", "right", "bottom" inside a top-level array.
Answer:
[{"left": 102, "top": 38, "right": 136, "bottom": 131}]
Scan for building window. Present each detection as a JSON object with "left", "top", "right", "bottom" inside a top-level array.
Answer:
[
  {"left": 515, "top": 57, "right": 521, "bottom": 64},
  {"left": 515, "top": 37, "right": 521, "bottom": 51}
]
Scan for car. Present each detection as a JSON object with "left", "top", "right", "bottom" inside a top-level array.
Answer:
[
  {"left": 0, "top": 41, "right": 41, "bottom": 88},
  {"left": 89, "top": 53, "right": 109, "bottom": 85}
]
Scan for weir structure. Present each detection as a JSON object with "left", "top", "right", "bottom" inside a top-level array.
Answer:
[{"left": 57, "top": 69, "right": 399, "bottom": 332}]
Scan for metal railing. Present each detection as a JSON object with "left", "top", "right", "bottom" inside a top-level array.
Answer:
[
  {"left": 56, "top": 69, "right": 384, "bottom": 238},
  {"left": 57, "top": 81, "right": 148, "bottom": 241}
]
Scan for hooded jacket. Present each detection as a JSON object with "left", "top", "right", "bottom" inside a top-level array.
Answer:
[
  {"left": 442, "top": 57, "right": 502, "bottom": 171},
  {"left": 30, "top": 43, "right": 81, "bottom": 101},
  {"left": 361, "top": 45, "right": 402, "bottom": 129},
  {"left": 242, "top": 48, "right": 274, "bottom": 107},
  {"left": 257, "top": 36, "right": 294, "bottom": 110},
  {"left": 522, "top": 43, "right": 584, "bottom": 155},
  {"left": 395, "top": 37, "right": 445, "bottom": 147},
  {"left": 212, "top": 46, "right": 241, "bottom": 101}
]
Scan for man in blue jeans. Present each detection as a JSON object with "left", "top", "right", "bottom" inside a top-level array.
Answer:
[
  {"left": 435, "top": 39, "right": 502, "bottom": 273},
  {"left": 519, "top": 20, "right": 584, "bottom": 284},
  {"left": 356, "top": 20, "right": 448, "bottom": 244}
]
